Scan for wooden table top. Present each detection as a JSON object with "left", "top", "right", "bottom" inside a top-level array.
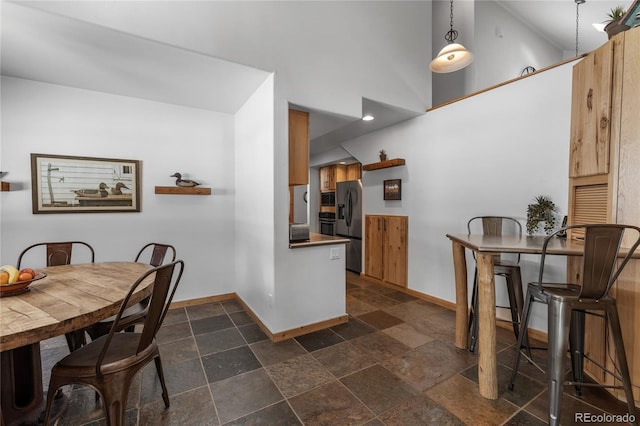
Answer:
[
  {"left": 445, "top": 233, "right": 585, "bottom": 255},
  {"left": 0, "top": 262, "right": 153, "bottom": 351}
]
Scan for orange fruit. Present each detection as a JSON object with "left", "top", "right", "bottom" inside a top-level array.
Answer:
[
  {"left": 0, "top": 271, "right": 8, "bottom": 285},
  {"left": 18, "top": 272, "right": 33, "bottom": 282}
]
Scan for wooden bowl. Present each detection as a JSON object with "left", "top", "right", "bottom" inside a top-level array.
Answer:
[{"left": 0, "top": 272, "right": 47, "bottom": 297}]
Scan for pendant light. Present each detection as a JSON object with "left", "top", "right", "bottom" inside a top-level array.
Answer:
[{"left": 430, "top": 0, "right": 473, "bottom": 73}]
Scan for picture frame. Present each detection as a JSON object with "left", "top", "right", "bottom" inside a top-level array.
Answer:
[
  {"left": 31, "top": 153, "right": 141, "bottom": 214},
  {"left": 383, "top": 179, "right": 402, "bottom": 200}
]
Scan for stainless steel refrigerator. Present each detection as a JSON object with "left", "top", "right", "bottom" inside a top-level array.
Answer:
[{"left": 336, "top": 180, "right": 362, "bottom": 273}]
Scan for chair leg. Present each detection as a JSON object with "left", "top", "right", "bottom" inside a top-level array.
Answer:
[
  {"left": 43, "top": 374, "right": 64, "bottom": 426},
  {"left": 504, "top": 273, "right": 521, "bottom": 339},
  {"left": 64, "top": 330, "right": 86, "bottom": 352},
  {"left": 606, "top": 305, "right": 637, "bottom": 420},
  {"left": 154, "top": 356, "right": 170, "bottom": 408},
  {"left": 509, "top": 288, "right": 534, "bottom": 390},
  {"left": 547, "top": 299, "right": 572, "bottom": 426},
  {"left": 469, "top": 268, "right": 479, "bottom": 352},
  {"left": 569, "top": 309, "right": 585, "bottom": 396},
  {"left": 101, "top": 373, "right": 132, "bottom": 426}
]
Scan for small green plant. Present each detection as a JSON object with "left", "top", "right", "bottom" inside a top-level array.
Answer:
[
  {"left": 526, "top": 195, "right": 557, "bottom": 235},
  {"left": 379, "top": 149, "right": 387, "bottom": 161},
  {"left": 605, "top": 5, "right": 626, "bottom": 22}
]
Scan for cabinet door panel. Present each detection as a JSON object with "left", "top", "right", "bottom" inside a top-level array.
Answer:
[
  {"left": 289, "top": 110, "right": 309, "bottom": 186},
  {"left": 365, "top": 215, "right": 384, "bottom": 280},
  {"left": 384, "top": 216, "right": 408, "bottom": 287},
  {"left": 569, "top": 41, "right": 614, "bottom": 178}
]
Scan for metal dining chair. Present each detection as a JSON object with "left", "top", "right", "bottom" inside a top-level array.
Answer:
[
  {"left": 85, "top": 243, "right": 176, "bottom": 340},
  {"left": 467, "top": 216, "right": 524, "bottom": 352},
  {"left": 508, "top": 224, "right": 640, "bottom": 426},
  {"left": 17, "top": 241, "right": 95, "bottom": 352},
  {"left": 44, "top": 259, "right": 185, "bottom": 426}
]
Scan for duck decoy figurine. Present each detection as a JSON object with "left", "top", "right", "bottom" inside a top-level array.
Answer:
[
  {"left": 74, "top": 182, "right": 109, "bottom": 197},
  {"left": 171, "top": 173, "right": 200, "bottom": 188},
  {"left": 111, "top": 182, "right": 130, "bottom": 195}
]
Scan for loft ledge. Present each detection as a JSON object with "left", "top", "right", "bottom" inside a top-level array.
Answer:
[{"left": 362, "top": 158, "right": 406, "bottom": 171}]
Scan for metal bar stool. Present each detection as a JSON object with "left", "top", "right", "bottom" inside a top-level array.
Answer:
[
  {"left": 467, "top": 216, "right": 524, "bottom": 352},
  {"left": 508, "top": 224, "right": 640, "bottom": 426}
]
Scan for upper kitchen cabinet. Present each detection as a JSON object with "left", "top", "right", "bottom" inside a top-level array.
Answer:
[
  {"left": 568, "top": 38, "right": 616, "bottom": 178},
  {"left": 319, "top": 165, "right": 345, "bottom": 192},
  {"left": 289, "top": 109, "right": 309, "bottom": 186},
  {"left": 346, "top": 163, "right": 362, "bottom": 181}
]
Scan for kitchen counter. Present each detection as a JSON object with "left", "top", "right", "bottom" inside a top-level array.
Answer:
[{"left": 289, "top": 232, "right": 350, "bottom": 248}]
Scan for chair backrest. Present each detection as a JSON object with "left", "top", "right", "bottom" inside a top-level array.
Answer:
[
  {"left": 468, "top": 216, "right": 522, "bottom": 263},
  {"left": 538, "top": 224, "right": 640, "bottom": 299},
  {"left": 96, "top": 259, "right": 184, "bottom": 375},
  {"left": 134, "top": 243, "right": 176, "bottom": 267},
  {"left": 17, "top": 241, "right": 95, "bottom": 268}
]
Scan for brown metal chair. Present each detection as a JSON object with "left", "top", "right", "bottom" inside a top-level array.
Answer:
[
  {"left": 86, "top": 243, "right": 176, "bottom": 340},
  {"left": 43, "top": 259, "right": 185, "bottom": 426},
  {"left": 17, "top": 241, "right": 95, "bottom": 352},
  {"left": 508, "top": 224, "right": 640, "bottom": 426},
  {"left": 467, "top": 216, "right": 524, "bottom": 352}
]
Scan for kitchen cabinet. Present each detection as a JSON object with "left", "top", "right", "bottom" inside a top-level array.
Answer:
[
  {"left": 568, "top": 40, "right": 614, "bottom": 178},
  {"left": 365, "top": 215, "right": 408, "bottom": 287},
  {"left": 567, "top": 27, "right": 640, "bottom": 404},
  {"left": 346, "top": 163, "right": 362, "bottom": 180},
  {"left": 319, "top": 165, "right": 345, "bottom": 192},
  {"left": 289, "top": 109, "right": 309, "bottom": 186}
]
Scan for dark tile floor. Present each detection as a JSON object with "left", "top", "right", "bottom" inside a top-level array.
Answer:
[{"left": 40, "top": 272, "right": 636, "bottom": 425}]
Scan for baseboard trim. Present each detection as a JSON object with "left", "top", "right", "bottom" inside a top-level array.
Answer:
[{"left": 170, "top": 293, "right": 236, "bottom": 309}]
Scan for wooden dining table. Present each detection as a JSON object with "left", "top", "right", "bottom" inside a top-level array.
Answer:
[
  {"left": 445, "top": 233, "right": 588, "bottom": 400},
  {"left": 0, "top": 262, "right": 153, "bottom": 426}
]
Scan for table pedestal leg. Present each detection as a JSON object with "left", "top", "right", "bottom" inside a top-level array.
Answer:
[{"left": 1, "top": 343, "right": 67, "bottom": 426}]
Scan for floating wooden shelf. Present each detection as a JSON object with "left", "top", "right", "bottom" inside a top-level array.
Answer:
[
  {"left": 1, "top": 182, "right": 11, "bottom": 192},
  {"left": 362, "top": 158, "right": 406, "bottom": 171},
  {"left": 154, "top": 186, "right": 211, "bottom": 195}
]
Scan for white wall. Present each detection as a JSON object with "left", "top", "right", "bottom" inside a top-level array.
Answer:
[
  {"left": 343, "top": 61, "right": 577, "bottom": 332},
  {"left": 233, "top": 74, "right": 277, "bottom": 329},
  {"left": 0, "top": 76, "right": 236, "bottom": 302},
  {"left": 25, "top": 1, "right": 432, "bottom": 116}
]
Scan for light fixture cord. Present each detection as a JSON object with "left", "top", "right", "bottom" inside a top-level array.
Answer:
[
  {"left": 575, "top": 0, "right": 584, "bottom": 56},
  {"left": 445, "top": 0, "right": 458, "bottom": 43}
]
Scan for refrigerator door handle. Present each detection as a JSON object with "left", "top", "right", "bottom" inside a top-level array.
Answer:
[{"left": 346, "top": 191, "right": 353, "bottom": 227}]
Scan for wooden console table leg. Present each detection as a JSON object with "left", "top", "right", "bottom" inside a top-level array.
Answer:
[
  {"left": 477, "top": 252, "right": 498, "bottom": 399},
  {"left": 452, "top": 241, "right": 469, "bottom": 349}
]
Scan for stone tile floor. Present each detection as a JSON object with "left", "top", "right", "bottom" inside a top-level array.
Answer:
[{"left": 40, "top": 271, "right": 637, "bottom": 425}]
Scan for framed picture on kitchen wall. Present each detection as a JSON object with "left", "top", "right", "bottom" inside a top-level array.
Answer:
[
  {"left": 383, "top": 179, "right": 401, "bottom": 200},
  {"left": 30, "top": 153, "right": 141, "bottom": 214}
]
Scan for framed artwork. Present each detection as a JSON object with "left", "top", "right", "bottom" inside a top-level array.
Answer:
[
  {"left": 383, "top": 179, "right": 401, "bottom": 200},
  {"left": 30, "top": 153, "right": 141, "bottom": 214}
]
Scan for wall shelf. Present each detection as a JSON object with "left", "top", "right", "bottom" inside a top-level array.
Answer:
[
  {"left": 154, "top": 186, "right": 211, "bottom": 195},
  {"left": 362, "top": 158, "right": 406, "bottom": 171}
]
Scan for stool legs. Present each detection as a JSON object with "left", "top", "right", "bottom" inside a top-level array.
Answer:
[{"left": 547, "top": 299, "right": 573, "bottom": 426}]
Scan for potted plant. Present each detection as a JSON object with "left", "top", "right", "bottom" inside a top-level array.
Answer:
[
  {"left": 526, "top": 195, "right": 558, "bottom": 235},
  {"left": 379, "top": 150, "right": 387, "bottom": 161},
  {"left": 604, "top": 5, "right": 629, "bottom": 39}
]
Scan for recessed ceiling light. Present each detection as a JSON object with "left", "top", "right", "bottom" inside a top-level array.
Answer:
[
  {"left": 592, "top": 23, "right": 606, "bottom": 32},
  {"left": 339, "top": 161, "right": 346, "bottom": 165},
  {"left": 362, "top": 115, "right": 374, "bottom": 121}
]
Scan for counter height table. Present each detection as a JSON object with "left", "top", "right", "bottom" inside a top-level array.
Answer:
[
  {"left": 445, "top": 233, "right": 587, "bottom": 400},
  {"left": 0, "top": 262, "right": 153, "bottom": 426}
]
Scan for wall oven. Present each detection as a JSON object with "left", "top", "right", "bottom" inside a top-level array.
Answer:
[{"left": 319, "top": 212, "right": 336, "bottom": 236}]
